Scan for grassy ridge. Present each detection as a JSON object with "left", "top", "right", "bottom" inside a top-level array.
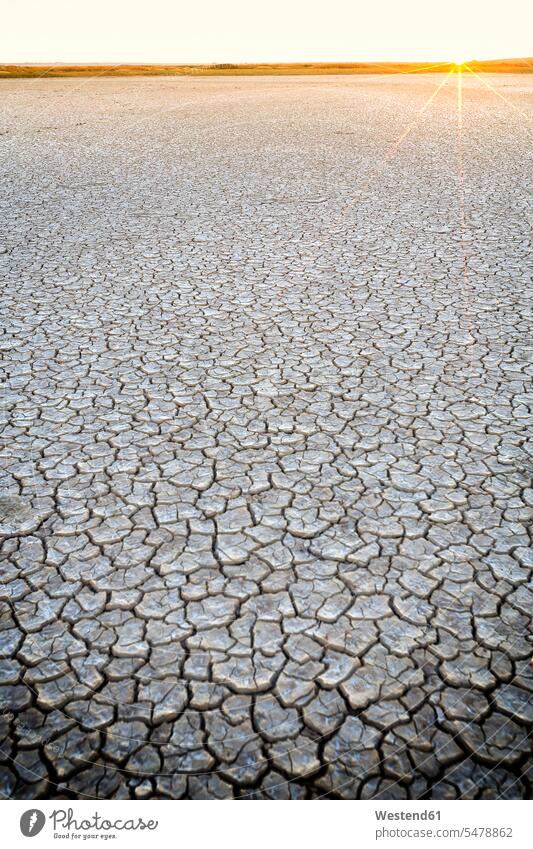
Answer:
[{"left": 1, "top": 59, "right": 532, "bottom": 78}]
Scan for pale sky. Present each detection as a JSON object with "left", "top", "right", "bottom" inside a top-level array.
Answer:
[{"left": 2, "top": 0, "right": 532, "bottom": 63}]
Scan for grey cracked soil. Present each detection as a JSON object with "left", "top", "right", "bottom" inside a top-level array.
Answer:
[{"left": 0, "top": 73, "right": 531, "bottom": 800}]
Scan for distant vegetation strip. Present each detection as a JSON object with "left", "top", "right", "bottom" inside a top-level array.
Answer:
[{"left": 1, "top": 59, "right": 532, "bottom": 78}]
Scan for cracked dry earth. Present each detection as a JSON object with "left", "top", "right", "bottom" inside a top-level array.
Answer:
[{"left": 0, "top": 73, "right": 532, "bottom": 801}]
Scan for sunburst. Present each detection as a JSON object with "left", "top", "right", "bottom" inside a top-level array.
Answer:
[{"left": 452, "top": 56, "right": 469, "bottom": 70}]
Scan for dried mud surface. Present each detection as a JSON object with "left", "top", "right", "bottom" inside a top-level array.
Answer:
[{"left": 0, "top": 74, "right": 531, "bottom": 799}]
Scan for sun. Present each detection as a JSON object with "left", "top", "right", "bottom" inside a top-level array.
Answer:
[{"left": 453, "top": 57, "right": 467, "bottom": 67}]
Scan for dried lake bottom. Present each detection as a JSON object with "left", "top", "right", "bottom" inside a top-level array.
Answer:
[{"left": 0, "top": 74, "right": 532, "bottom": 799}]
